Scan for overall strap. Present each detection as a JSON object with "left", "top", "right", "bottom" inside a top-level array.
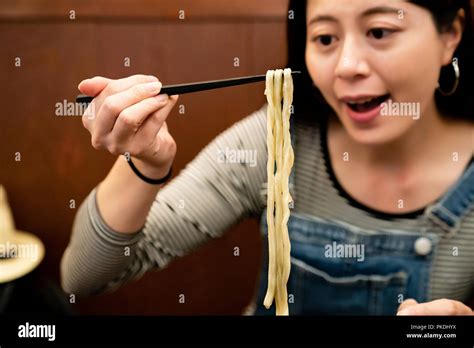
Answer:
[{"left": 423, "top": 161, "right": 474, "bottom": 237}]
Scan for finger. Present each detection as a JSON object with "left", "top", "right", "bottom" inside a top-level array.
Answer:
[
  {"left": 93, "top": 81, "right": 163, "bottom": 140},
  {"left": 137, "top": 94, "right": 178, "bottom": 136},
  {"left": 143, "top": 94, "right": 179, "bottom": 136},
  {"left": 109, "top": 94, "right": 170, "bottom": 151},
  {"left": 90, "top": 74, "right": 160, "bottom": 124},
  {"left": 82, "top": 104, "right": 95, "bottom": 133},
  {"left": 78, "top": 76, "right": 112, "bottom": 97},
  {"left": 101, "top": 74, "right": 159, "bottom": 100},
  {"left": 397, "top": 299, "right": 473, "bottom": 316},
  {"left": 130, "top": 95, "right": 178, "bottom": 155},
  {"left": 161, "top": 120, "right": 169, "bottom": 132},
  {"left": 80, "top": 77, "right": 114, "bottom": 133},
  {"left": 153, "top": 94, "right": 179, "bottom": 125},
  {"left": 397, "top": 299, "right": 418, "bottom": 313}
]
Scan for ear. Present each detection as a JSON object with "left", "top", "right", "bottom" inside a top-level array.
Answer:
[{"left": 440, "top": 9, "right": 465, "bottom": 66}]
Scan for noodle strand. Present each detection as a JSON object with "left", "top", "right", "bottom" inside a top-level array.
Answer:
[{"left": 264, "top": 68, "right": 294, "bottom": 316}]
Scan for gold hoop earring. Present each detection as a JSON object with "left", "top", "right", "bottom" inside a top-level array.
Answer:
[{"left": 437, "top": 58, "right": 460, "bottom": 96}]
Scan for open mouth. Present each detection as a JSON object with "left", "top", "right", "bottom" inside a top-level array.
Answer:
[{"left": 346, "top": 94, "right": 390, "bottom": 113}]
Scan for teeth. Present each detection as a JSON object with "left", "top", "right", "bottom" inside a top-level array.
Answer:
[{"left": 348, "top": 97, "right": 374, "bottom": 105}]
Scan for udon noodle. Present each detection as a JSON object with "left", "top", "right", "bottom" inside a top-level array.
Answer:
[{"left": 263, "top": 69, "right": 294, "bottom": 316}]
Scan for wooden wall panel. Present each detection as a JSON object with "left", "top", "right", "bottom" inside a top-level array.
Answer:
[
  {"left": 0, "top": 1, "right": 288, "bottom": 314},
  {"left": 0, "top": 0, "right": 288, "bottom": 20}
]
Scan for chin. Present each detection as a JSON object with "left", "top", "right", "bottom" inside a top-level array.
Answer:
[{"left": 342, "top": 118, "right": 408, "bottom": 146}]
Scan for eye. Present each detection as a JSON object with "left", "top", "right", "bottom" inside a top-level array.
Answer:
[
  {"left": 368, "top": 28, "right": 395, "bottom": 40},
  {"left": 312, "top": 35, "right": 336, "bottom": 46}
]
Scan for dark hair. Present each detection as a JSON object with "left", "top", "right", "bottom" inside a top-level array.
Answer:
[{"left": 287, "top": 0, "right": 474, "bottom": 122}]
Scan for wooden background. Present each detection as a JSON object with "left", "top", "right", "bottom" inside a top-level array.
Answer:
[{"left": 0, "top": 0, "right": 288, "bottom": 314}]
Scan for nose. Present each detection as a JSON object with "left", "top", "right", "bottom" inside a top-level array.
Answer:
[{"left": 334, "top": 37, "right": 371, "bottom": 80}]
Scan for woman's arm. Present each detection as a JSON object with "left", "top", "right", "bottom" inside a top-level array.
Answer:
[
  {"left": 60, "top": 106, "right": 267, "bottom": 297},
  {"left": 397, "top": 298, "right": 473, "bottom": 315}
]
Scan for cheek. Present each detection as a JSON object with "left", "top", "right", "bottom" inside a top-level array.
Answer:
[
  {"left": 375, "top": 34, "right": 441, "bottom": 101},
  {"left": 409, "top": 39, "right": 441, "bottom": 90},
  {"left": 305, "top": 48, "right": 318, "bottom": 84},
  {"left": 305, "top": 47, "right": 335, "bottom": 95}
]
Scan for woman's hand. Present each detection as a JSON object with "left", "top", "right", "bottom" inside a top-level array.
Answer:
[
  {"left": 397, "top": 299, "right": 473, "bottom": 315},
  {"left": 79, "top": 74, "right": 179, "bottom": 177}
]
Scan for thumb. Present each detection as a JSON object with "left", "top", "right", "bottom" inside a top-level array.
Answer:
[
  {"left": 78, "top": 76, "right": 112, "bottom": 97},
  {"left": 169, "top": 94, "right": 179, "bottom": 105},
  {"left": 397, "top": 299, "right": 418, "bottom": 314}
]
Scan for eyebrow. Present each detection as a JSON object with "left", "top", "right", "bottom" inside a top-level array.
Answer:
[{"left": 308, "top": 6, "right": 402, "bottom": 26}]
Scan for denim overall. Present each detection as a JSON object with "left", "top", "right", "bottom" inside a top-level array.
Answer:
[{"left": 253, "top": 118, "right": 474, "bottom": 315}]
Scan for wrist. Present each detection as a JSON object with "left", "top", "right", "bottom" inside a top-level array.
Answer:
[{"left": 129, "top": 157, "right": 173, "bottom": 182}]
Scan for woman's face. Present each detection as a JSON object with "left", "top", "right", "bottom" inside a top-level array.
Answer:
[{"left": 305, "top": 0, "right": 461, "bottom": 145}]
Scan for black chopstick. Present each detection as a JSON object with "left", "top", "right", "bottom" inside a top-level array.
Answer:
[{"left": 76, "top": 71, "right": 301, "bottom": 104}]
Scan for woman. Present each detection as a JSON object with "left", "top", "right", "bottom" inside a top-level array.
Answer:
[{"left": 61, "top": 0, "right": 474, "bottom": 315}]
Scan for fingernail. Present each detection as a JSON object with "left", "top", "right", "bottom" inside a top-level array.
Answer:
[
  {"left": 397, "top": 309, "right": 413, "bottom": 316},
  {"left": 147, "top": 75, "right": 159, "bottom": 82},
  {"left": 156, "top": 94, "right": 168, "bottom": 102},
  {"left": 78, "top": 79, "right": 90, "bottom": 89},
  {"left": 146, "top": 82, "right": 161, "bottom": 94}
]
